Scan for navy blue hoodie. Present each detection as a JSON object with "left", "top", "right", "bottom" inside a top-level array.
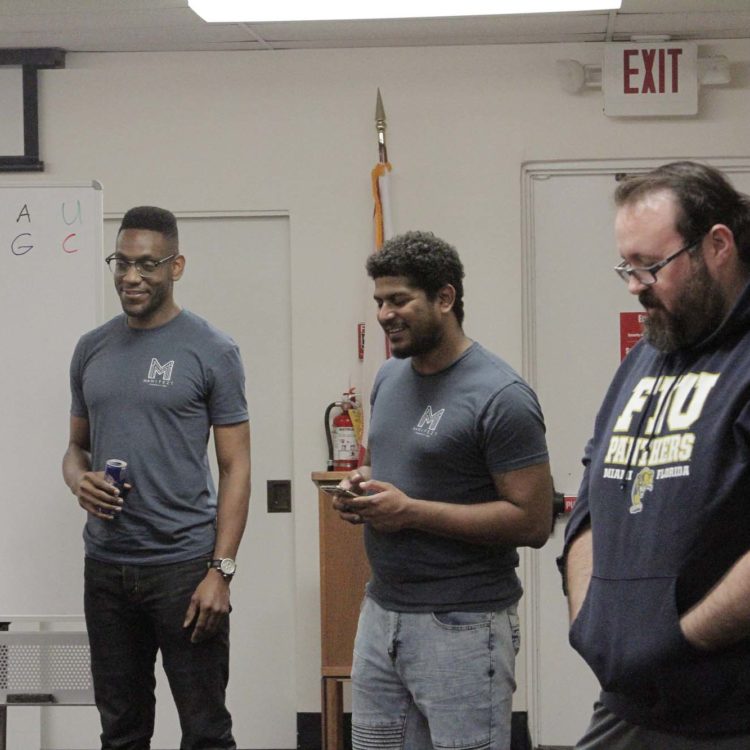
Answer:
[{"left": 564, "top": 282, "right": 750, "bottom": 735}]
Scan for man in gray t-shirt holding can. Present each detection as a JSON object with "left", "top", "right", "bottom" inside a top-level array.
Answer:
[
  {"left": 63, "top": 206, "right": 250, "bottom": 750},
  {"left": 335, "top": 231, "right": 552, "bottom": 750}
]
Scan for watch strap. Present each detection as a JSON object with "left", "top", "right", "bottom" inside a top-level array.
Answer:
[{"left": 208, "top": 558, "right": 236, "bottom": 579}]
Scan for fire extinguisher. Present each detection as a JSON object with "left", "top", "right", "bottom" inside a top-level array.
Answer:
[{"left": 325, "top": 390, "right": 360, "bottom": 471}]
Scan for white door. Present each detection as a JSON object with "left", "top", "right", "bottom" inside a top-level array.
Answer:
[
  {"left": 524, "top": 160, "right": 750, "bottom": 747},
  {"left": 45, "top": 213, "right": 296, "bottom": 750}
]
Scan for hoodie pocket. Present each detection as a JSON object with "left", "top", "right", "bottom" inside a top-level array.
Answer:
[{"left": 570, "top": 575, "right": 735, "bottom": 710}]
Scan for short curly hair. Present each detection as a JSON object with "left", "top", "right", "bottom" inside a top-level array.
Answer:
[
  {"left": 366, "top": 231, "right": 465, "bottom": 326},
  {"left": 118, "top": 206, "right": 178, "bottom": 252}
]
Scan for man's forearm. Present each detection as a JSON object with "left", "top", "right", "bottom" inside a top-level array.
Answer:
[
  {"left": 680, "top": 548, "right": 750, "bottom": 651},
  {"left": 62, "top": 444, "right": 91, "bottom": 495},
  {"left": 213, "top": 468, "right": 250, "bottom": 559},
  {"left": 408, "top": 496, "right": 548, "bottom": 547},
  {"left": 404, "top": 461, "right": 551, "bottom": 547},
  {"left": 210, "top": 421, "right": 251, "bottom": 561},
  {"left": 352, "top": 463, "right": 552, "bottom": 547},
  {"left": 565, "top": 527, "right": 593, "bottom": 623},
  {"left": 187, "top": 460, "right": 249, "bottom": 641}
]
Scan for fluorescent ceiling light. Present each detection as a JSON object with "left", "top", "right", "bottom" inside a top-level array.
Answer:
[{"left": 188, "top": 1, "right": 621, "bottom": 23}]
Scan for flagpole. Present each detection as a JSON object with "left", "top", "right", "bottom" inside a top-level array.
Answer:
[
  {"left": 371, "top": 89, "right": 393, "bottom": 251},
  {"left": 360, "top": 89, "right": 394, "bottom": 458},
  {"left": 376, "top": 88, "right": 388, "bottom": 165}
]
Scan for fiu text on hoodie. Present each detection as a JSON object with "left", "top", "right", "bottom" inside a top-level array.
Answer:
[{"left": 563, "top": 284, "right": 750, "bottom": 736}]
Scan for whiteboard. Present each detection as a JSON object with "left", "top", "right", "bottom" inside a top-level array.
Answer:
[{"left": 0, "top": 182, "right": 102, "bottom": 617}]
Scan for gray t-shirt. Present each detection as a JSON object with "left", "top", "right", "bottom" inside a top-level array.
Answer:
[
  {"left": 366, "top": 342, "right": 548, "bottom": 611},
  {"left": 70, "top": 310, "right": 248, "bottom": 564}
]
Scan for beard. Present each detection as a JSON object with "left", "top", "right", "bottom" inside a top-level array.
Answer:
[
  {"left": 639, "top": 258, "right": 727, "bottom": 352},
  {"left": 388, "top": 319, "right": 444, "bottom": 359}
]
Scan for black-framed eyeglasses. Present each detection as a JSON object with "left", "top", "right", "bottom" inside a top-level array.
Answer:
[
  {"left": 105, "top": 253, "right": 177, "bottom": 278},
  {"left": 613, "top": 238, "right": 702, "bottom": 286}
]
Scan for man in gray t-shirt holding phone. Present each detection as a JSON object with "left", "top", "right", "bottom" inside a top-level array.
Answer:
[
  {"left": 63, "top": 206, "right": 250, "bottom": 750},
  {"left": 334, "top": 231, "right": 553, "bottom": 750}
]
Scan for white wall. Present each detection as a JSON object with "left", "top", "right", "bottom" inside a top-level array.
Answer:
[{"left": 16, "top": 38, "right": 750, "bottom": 725}]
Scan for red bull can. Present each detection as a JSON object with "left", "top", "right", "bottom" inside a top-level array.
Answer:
[{"left": 104, "top": 459, "right": 127, "bottom": 488}]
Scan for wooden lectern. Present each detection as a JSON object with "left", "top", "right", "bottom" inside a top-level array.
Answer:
[{"left": 312, "top": 472, "right": 371, "bottom": 750}]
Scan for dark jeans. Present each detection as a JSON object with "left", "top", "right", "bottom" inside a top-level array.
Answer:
[{"left": 84, "top": 556, "right": 235, "bottom": 750}]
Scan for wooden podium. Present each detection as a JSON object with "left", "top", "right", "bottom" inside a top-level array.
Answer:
[{"left": 312, "top": 472, "right": 371, "bottom": 750}]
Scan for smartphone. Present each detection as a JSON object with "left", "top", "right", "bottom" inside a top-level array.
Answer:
[{"left": 320, "top": 484, "right": 360, "bottom": 499}]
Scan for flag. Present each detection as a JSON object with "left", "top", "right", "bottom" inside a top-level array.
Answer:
[
  {"left": 372, "top": 162, "right": 393, "bottom": 251},
  {"left": 359, "top": 159, "right": 393, "bottom": 457}
]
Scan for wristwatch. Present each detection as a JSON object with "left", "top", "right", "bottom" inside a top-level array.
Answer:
[{"left": 209, "top": 558, "right": 236, "bottom": 580}]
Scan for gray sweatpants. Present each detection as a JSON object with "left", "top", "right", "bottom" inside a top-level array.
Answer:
[{"left": 576, "top": 701, "right": 750, "bottom": 750}]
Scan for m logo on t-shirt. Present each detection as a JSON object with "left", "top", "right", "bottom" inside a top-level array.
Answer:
[
  {"left": 414, "top": 405, "right": 445, "bottom": 437},
  {"left": 144, "top": 358, "right": 175, "bottom": 387}
]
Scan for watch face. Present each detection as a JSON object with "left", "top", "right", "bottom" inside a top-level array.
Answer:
[{"left": 219, "top": 558, "right": 236, "bottom": 576}]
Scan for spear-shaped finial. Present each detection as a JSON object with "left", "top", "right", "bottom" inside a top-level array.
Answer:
[{"left": 375, "top": 88, "right": 388, "bottom": 164}]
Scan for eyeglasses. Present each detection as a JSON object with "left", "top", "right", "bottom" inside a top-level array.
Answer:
[
  {"left": 613, "top": 238, "right": 702, "bottom": 286},
  {"left": 105, "top": 253, "right": 177, "bottom": 278}
]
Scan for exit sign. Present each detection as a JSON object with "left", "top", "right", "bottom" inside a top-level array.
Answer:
[{"left": 604, "top": 42, "right": 698, "bottom": 117}]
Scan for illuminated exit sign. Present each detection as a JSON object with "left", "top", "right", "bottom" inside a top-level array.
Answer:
[{"left": 604, "top": 42, "right": 697, "bottom": 117}]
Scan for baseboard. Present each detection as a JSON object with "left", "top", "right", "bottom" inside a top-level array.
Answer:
[
  {"left": 298, "top": 711, "right": 352, "bottom": 749},
  {"left": 297, "top": 711, "right": 530, "bottom": 750},
  {"left": 512, "top": 711, "right": 532, "bottom": 750}
]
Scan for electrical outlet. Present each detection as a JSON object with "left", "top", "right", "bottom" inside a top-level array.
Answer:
[{"left": 267, "top": 480, "right": 292, "bottom": 513}]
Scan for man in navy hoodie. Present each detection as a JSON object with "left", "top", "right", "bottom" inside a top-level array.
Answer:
[{"left": 561, "top": 161, "right": 750, "bottom": 748}]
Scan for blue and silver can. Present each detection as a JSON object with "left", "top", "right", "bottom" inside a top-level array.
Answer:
[{"left": 104, "top": 459, "right": 127, "bottom": 488}]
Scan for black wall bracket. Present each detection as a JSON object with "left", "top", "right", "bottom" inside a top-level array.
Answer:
[{"left": 0, "top": 47, "right": 66, "bottom": 172}]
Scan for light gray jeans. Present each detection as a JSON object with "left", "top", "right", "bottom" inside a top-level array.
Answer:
[
  {"left": 351, "top": 595, "right": 520, "bottom": 750},
  {"left": 577, "top": 701, "right": 750, "bottom": 750}
]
